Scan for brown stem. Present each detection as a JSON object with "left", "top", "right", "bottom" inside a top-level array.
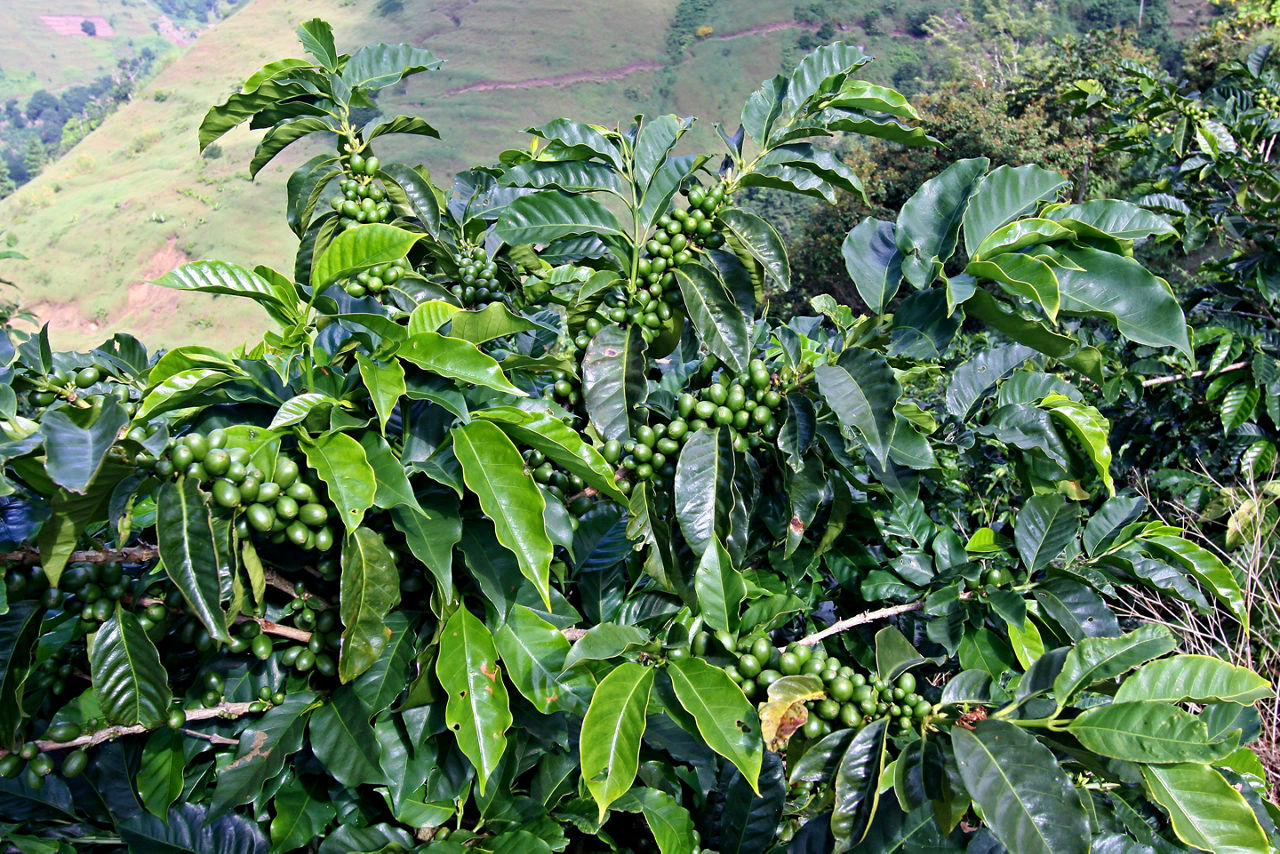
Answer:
[
  {"left": 2, "top": 702, "right": 258, "bottom": 756},
  {"left": 796, "top": 602, "right": 925, "bottom": 645},
  {"left": 264, "top": 568, "right": 331, "bottom": 610},
  {"left": 234, "top": 615, "right": 311, "bottom": 643},
  {"left": 0, "top": 545, "right": 158, "bottom": 566},
  {"left": 1142, "top": 361, "right": 1248, "bottom": 388}
]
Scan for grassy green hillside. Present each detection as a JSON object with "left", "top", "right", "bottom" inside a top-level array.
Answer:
[{"left": 1, "top": 0, "right": 831, "bottom": 350}]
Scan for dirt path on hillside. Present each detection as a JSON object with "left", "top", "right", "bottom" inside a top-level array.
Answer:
[{"left": 440, "top": 20, "right": 817, "bottom": 98}]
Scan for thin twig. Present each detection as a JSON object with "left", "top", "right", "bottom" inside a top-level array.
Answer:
[
  {"left": 1, "top": 702, "right": 258, "bottom": 756},
  {"left": 179, "top": 728, "right": 240, "bottom": 746},
  {"left": 1142, "top": 361, "right": 1247, "bottom": 388},
  {"left": 234, "top": 615, "right": 311, "bottom": 643},
  {"left": 263, "top": 568, "right": 331, "bottom": 610},
  {"left": 796, "top": 601, "right": 924, "bottom": 645}
]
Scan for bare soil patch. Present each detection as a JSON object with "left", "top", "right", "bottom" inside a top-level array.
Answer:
[{"left": 39, "top": 15, "right": 114, "bottom": 37}]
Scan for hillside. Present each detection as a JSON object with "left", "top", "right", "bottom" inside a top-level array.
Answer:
[
  {"left": 0, "top": 0, "right": 1209, "bottom": 350},
  {"left": 0, "top": 0, "right": 842, "bottom": 349}
]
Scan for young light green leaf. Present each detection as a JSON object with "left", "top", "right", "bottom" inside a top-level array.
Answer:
[
  {"left": 1041, "top": 393, "right": 1115, "bottom": 496},
  {"left": 397, "top": 331, "right": 524, "bottom": 396},
  {"left": 1141, "top": 763, "right": 1270, "bottom": 854},
  {"left": 339, "top": 528, "right": 401, "bottom": 683},
  {"left": 311, "top": 223, "right": 422, "bottom": 290},
  {"left": 694, "top": 537, "right": 746, "bottom": 634},
  {"left": 301, "top": 433, "right": 377, "bottom": 533},
  {"left": 476, "top": 405, "right": 625, "bottom": 500},
  {"left": 495, "top": 604, "right": 572, "bottom": 714},
  {"left": 89, "top": 606, "right": 171, "bottom": 727},
  {"left": 667, "top": 657, "right": 763, "bottom": 793},
  {"left": 1115, "top": 654, "right": 1272, "bottom": 706},
  {"left": 580, "top": 662, "right": 654, "bottom": 822},
  {"left": 436, "top": 607, "right": 513, "bottom": 795},
  {"left": 1068, "top": 701, "right": 1238, "bottom": 764},
  {"left": 356, "top": 354, "right": 406, "bottom": 435},
  {"left": 453, "top": 420, "right": 553, "bottom": 608},
  {"left": 966, "top": 252, "right": 1060, "bottom": 321}
]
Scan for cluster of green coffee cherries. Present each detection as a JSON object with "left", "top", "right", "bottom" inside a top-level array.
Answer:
[
  {"left": 0, "top": 737, "right": 83, "bottom": 789},
  {"left": 705, "top": 633, "right": 934, "bottom": 740},
  {"left": 328, "top": 151, "right": 390, "bottom": 226},
  {"left": 16, "top": 364, "right": 137, "bottom": 414},
  {"left": 135, "top": 430, "right": 337, "bottom": 552},
  {"left": 566, "top": 183, "right": 730, "bottom": 350},
  {"left": 340, "top": 257, "right": 410, "bottom": 298},
  {"left": 522, "top": 448, "right": 593, "bottom": 515},
  {"left": 448, "top": 243, "right": 503, "bottom": 308}
]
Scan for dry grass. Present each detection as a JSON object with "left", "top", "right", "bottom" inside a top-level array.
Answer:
[{"left": 1114, "top": 467, "right": 1280, "bottom": 800}]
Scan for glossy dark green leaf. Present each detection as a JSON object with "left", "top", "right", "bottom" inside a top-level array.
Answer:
[
  {"left": 966, "top": 253, "right": 1060, "bottom": 321},
  {"left": 269, "top": 776, "right": 336, "bottom": 854},
  {"left": 296, "top": 18, "right": 337, "bottom": 68},
  {"left": 952, "top": 720, "right": 1089, "bottom": 854},
  {"left": 89, "top": 605, "right": 171, "bottom": 727},
  {"left": 138, "top": 729, "right": 185, "bottom": 819},
  {"left": 527, "top": 118, "right": 620, "bottom": 165},
  {"left": 784, "top": 42, "right": 871, "bottom": 114},
  {"left": 815, "top": 347, "right": 900, "bottom": 465},
  {"left": 0, "top": 601, "right": 40, "bottom": 747},
  {"left": 581, "top": 662, "right": 654, "bottom": 821},
  {"left": 1141, "top": 763, "right": 1270, "bottom": 853},
  {"left": 391, "top": 504, "right": 459, "bottom": 600},
  {"left": 352, "top": 611, "right": 415, "bottom": 713},
  {"left": 1014, "top": 494, "right": 1080, "bottom": 571},
  {"left": 500, "top": 159, "right": 624, "bottom": 194},
  {"left": 842, "top": 218, "right": 902, "bottom": 314},
  {"left": 309, "top": 688, "right": 383, "bottom": 788},
  {"left": 896, "top": 158, "right": 989, "bottom": 287},
  {"left": 673, "top": 264, "right": 751, "bottom": 375},
  {"left": 119, "top": 802, "right": 268, "bottom": 854},
  {"left": 1083, "top": 496, "right": 1146, "bottom": 556},
  {"left": 39, "top": 398, "right": 129, "bottom": 495},
  {"left": 156, "top": 479, "right": 229, "bottom": 642},
  {"left": 718, "top": 208, "right": 790, "bottom": 291},
  {"left": 496, "top": 191, "right": 625, "bottom": 247},
  {"left": 958, "top": 629, "right": 1019, "bottom": 676},
  {"left": 250, "top": 116, "right": 334, "bottom": 177},
  {"left": 301, "top": 432, "right": 377, "bottom": 533},
  {"left": 673, "top": 427, "right": 736, "bottom": 557},
  {"left": 1141, "top": 535, "right": 1246, "bottom": 630},
  {"left": 945, "top": 343, "right": 1036, "bottom": 420},
  {"left": 209, "top": 692, "right": 317, "bottom": 818},
  {"left": 1068, "top": 701, "right": 1238, "bottom": 764},
  {"left": 718, "top": 751, "right": 786, "bottom": 854},
  {"left": 381, "top": 163, "right": 441, "bottom": 236},
  {"left": 339, "top": 527, "right": 401, "bottom": 683},
  {"left": 198, "top": 79, "right": 303, "bottom": 151},
  {"left": 1115, "top": 654, "right": 1272, "bottom": 705},
  {"left": 1044, "top": 199, "right": 1176, "bottom": 241},
  {"left": 790, "top": 728, "right": 858, "bottom": 785},
  {"left": 1052, "top": 624, "right": 1176, "bottom": 706},
  {"left": 495, "top": 604, "right": 572, "bottom": 714},
  {"left": 667, "top": 657, "right": 763, "bottom": 792},
  {"left": 615, "top": 787, "right": 698, "bottom": 854},
  {"left": 561, "top": 622, "right": 650, "bottom": 672},
  {"left": 963, "top": 165, "right": 1068, "bottom": 257},
  {"left": 453, "top": 420, "right": 553, "bottom": 607},
  {"left": 582, "top": 325, "right": 647, "bottom": 441},
  {"left": 874, "top": 625, "right": 929, "bottom": 682},
  {"left": 340, "top": 42, "right": 442, "bottom": 89},
  {"left": 963, "top": 291, "right": 1103, "bottom": 383},
  {"left": 363, "top": 114, "right": 439, "bottom": 141},
  {"left": 832, "top": 718, "right": 889, "bottom": 850},
  {"left": 436, "top": 606, "right": 513, "bottom": 794},
  {"left": 1033, "top": 577, "right": 1120, "bottom": 641},
  {"left": 1052, "top": 245, "right": 1192, "bottom": 358}
]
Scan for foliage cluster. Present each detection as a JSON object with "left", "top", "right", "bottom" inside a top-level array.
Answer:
[{"left": 0, "top": 19, "right": 1273, "bottom": 854}]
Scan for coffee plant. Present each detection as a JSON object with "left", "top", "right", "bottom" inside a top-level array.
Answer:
[{"left": 0, "top": 20, "right": 1273, "bottom": 853}]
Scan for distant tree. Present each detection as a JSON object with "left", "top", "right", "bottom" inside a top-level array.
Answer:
[
  {"left": 22, "top": 138, "right": 45, "bottom": 177},
  {"left": 80, "top": 19, "right": 97, "bottom": 37},
  {"left": 0, "top": 157, "right": 14, "bottom": 199}
]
